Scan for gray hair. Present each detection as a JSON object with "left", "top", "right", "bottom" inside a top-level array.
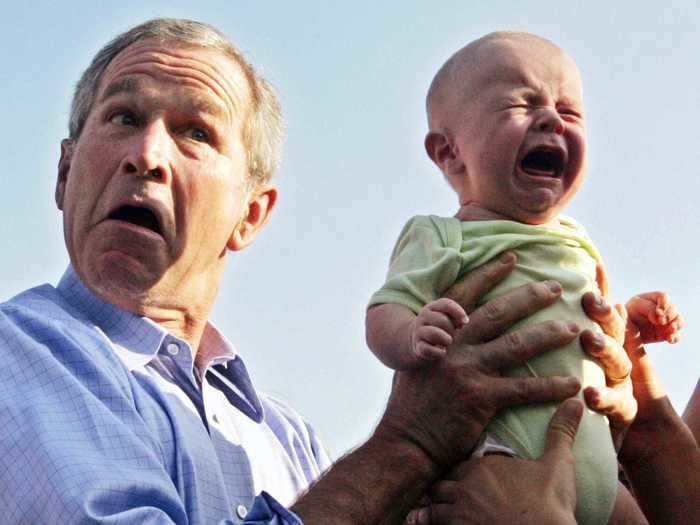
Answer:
[{"left": 69, "top": 18, "right": 282, "bottom": 187}]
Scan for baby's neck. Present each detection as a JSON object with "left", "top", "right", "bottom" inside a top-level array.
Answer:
[{"left": 454, "top": 203, "right": 560, "bottom": 227}]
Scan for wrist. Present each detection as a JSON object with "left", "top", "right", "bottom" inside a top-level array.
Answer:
[
  {"left": 619, "top": 397, "right": 692, "bottom": 466},
  {"left": 372, "top": 415, "right": 443, "bottom": 480}
]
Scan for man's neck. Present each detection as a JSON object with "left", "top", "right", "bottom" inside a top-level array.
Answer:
[{"left": 82, "top": 266, "right": 223, "bottom": 358}]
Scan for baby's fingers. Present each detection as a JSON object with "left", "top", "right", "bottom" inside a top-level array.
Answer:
[
  {"left": 415, "top": 341, "right": 447, "bottom": 361},
  {"left": 428, "top": 298, "right": 469, "bottom": 328},
  {"left": 415, "top": 326, "right": 453, "bottom": 359},
  {"left": 631, "top": 291, "right": 678, "bottom": 325},
  {"left": 626, "top": 294, "right": 659, "bottom": 325}
]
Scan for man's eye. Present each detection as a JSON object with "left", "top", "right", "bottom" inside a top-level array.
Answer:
[
  {"left": 109, "top": 112, "right": 139, "bottom": 127},
  {"left": 188, "top": 128, "right": 209, "bottom": 143}
]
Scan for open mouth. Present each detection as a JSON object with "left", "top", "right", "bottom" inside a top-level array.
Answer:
[
  {"left": 520, "top": 147, "right": 565, "bottom": 178},
  {"left": 107, "top": 205, "right": 162, "bottom": 236}
]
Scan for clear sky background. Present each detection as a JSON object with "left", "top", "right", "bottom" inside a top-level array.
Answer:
[{"left": 1, "top": 1, "right": 698, "bottom": 458}]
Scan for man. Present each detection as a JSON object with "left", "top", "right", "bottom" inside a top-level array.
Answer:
[{"left": 2, "top": 18, "right": 694, "bottom": 524}]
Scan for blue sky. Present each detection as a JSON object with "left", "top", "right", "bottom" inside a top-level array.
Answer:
[{"left": 2, "top": 1, "right": 698, "bottom": 457}]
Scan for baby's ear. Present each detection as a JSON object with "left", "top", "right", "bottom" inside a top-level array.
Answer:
[{"left": 425, "top": 130, "right": 464, "bottom": 176}]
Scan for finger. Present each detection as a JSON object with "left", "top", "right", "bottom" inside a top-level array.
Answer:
[
  {"left": 429, "top": 298, "right": 469, "bottom": 328},
  {"left": 404, "top": 506, "right": 430, "bottom": 525},
  {"left": 625, "top": 345, "right": 667, "bottom": 399},
  {"left": 580, "top": 330, "right": 631, "bottom": 385},
  {"left": 444, "top": 252, "right": 517, "bottom": 313},
  {"left": 543, "top": 398, "right": 583, "bottom": 458},
  {"left": 636, "top": 291, "right": 667, "bottom": 304},
  {"left": 491, "top": 375, "right": 581, "bottom": 409},
  {"left": 584, "top": 385, "right": 636, "bottom": 430},
  {"left": 416, "top": 342, "right": 447, "bottom": 361},
  {"left": 480, "top": 320, "right": 579, "bottom": 371},
  {"left": 626, "top": 296, "right": 659, "bottom": 324},
  {"left": 417, "top": 326, "right": 452, "bottom": 348},
  {"left": 421, "top": 310, "right": 460, "bottom": 334},
  {"left": 463, "top": 280, "right": 563, "bottom": 343},
  {"left": 581, "top": 292, "right": 626, "bottom": 343}
]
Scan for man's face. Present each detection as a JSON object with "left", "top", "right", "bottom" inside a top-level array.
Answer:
[
  {"left": 56, "top": 40, "right": 271, "bottom": 310},
  {"left": 449, "top": 39, "right": 586, "bottom": 224}
]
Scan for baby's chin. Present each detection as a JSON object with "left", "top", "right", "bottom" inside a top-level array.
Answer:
[{"left": 456, "top": 202, "right": 562, "bottom": 226}]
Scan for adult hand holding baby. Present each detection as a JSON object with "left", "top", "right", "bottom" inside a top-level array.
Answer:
[
  {"left": 406, "top": 398, "right": 583, "bottom": 525},
  {"left": 295, "top": 252, "right": 584, "bottom": 525},
  {"left": 378, "top": 252, "right": 582, "bottom": 469}
]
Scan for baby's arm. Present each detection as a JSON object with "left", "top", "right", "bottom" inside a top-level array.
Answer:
[
  {"left": 366, "top": 299, "right": 468, "bottom": 370},
  {"left": 625, "top": 291, "right": 683, "bottom": 349}
]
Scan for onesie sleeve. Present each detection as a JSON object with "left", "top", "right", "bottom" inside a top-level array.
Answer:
[{"left": 368, "top": 216, "right": 463, "bottom": 314}]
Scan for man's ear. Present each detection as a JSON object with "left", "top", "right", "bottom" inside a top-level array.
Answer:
[
  {"left": 227, "top": 185, "right": 278, "bottom": 252},
  {"left": 424, "top": 130, "right": 465, "bottom": 176},
  {"left": 56, "top": 139, "right": 74, "bottom": 211}
]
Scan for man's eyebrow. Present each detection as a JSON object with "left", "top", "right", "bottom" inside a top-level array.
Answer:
[
  {"left": 99, "top": 77, "right": 142, "bottom": 102},
  {"left": 98, "top": 77, "right": 228, "bottom": 120},
  {"left": 183, "top": 97, "right": 227, "bottom": 120}
]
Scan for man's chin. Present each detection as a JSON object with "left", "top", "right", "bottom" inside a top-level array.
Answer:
[{"left": 81, "top": 254, "right": 167, "bottom": 311}]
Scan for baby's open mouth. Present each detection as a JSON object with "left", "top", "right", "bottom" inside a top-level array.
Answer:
[
  {"left": 107, "top": 205, "right": 163, "bottom": 236},
  {"left": 520, "top": 147, "right": 565, "bottom": 178}
]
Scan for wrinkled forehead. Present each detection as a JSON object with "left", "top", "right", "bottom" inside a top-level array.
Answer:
[
  {"left": 97, "top": 39, "right": 253, "bottom": 121},
  {"left": 463, "top": 36, "right": 583, "bottom": 101}
]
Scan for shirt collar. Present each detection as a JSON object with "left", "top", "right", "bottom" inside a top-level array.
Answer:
[
  {"left": 57, "top": 266, "right": 166, "bottom": 370},
  {"left": 55, "top": 266, "right": 263, "bottom": 421}
]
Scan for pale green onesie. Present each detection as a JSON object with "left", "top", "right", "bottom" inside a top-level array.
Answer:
[{"left": 369, "top": 215, "right": 617, "bottom": 525}]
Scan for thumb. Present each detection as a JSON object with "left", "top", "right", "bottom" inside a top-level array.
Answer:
[{"left": 543, "top": 398, "right": 583, "bottom": 458}]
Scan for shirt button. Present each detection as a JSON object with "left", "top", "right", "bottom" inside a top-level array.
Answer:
[
  {"left": 166, "top": 343, "right": 179, "bottom": 356},
  {"left": 236, "top": 504, "right": 248, "bottom": 519}
]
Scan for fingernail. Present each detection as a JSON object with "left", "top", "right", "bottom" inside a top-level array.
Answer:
[
  {"left": 568, "top": 322, "right": 580, "bottom": 334},
  {"left": 566, "top": 377, "right": 581, "bottom": 391},
  {"left": 561, "top": 398, "right": 584, "bottom": 418},
  {"left": 500, "top": 252, "right": 516, "bottom": 264},
  {"left": 547, "top": 280, "right": 562, "bottom": 294},
  {"left": 593, "top": 334, "right": 605, "bottom": 348},
  {"left": 595, "top": 294, "right": 604, "bottom": 305}
]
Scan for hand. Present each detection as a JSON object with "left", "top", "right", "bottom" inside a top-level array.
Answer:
[
  {"left": 626, "top": 291, "right": 682, "bottom": 346},
  {"left": 405, "top": 399, "right": 583, "bottom": 525},
  {"left": 411, "top": 299, "right": 469, "bottom": 362},
  {"left": 377, "top": 253, "right": 582, "bottom": 469},
  {"left": 579, "top": 292, "right": 636, "bottom": 450}
]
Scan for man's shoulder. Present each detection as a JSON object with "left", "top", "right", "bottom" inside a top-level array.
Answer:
[
  {"left": 1, "top": 282, "right": 87, "bottom": 332},
  {"left": 0, "top": 282, "right": 122, "bottom": 373}
]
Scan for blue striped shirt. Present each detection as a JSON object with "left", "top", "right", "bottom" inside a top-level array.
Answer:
[{"left": 0, "top": 267, "right": 331, "bottom": 524}]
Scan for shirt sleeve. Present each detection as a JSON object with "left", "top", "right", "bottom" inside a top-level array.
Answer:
[
  {"left": 242, "top": 492, "right": 303, "bottom": 524},
  {"left": 368, "top": 215, "right": 463, "bottom": 314}
]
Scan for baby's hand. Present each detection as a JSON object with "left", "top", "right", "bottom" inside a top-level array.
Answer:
[
  {"left": 625, "top": 291, "right": 683, "bottom": 346},
  {"left": 411, "top": 298, "right": 469, "bottom": 363}
]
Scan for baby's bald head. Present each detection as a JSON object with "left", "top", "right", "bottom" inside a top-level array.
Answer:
[
  {"left": 423, "top": 31, "right": 586, "bottom": 224},
  {"left": 426, "top": 32, "right": 569, "bottom": 131}
]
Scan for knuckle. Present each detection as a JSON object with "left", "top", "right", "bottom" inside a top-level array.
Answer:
[
  {"left": 502, "top": 331, "right": 522, "bottom": 352},
  {"left": 482, "top": 300, "right": 506, "bottom": 324},
  {"left": 527, "top": 281, "right": 550, "bottom": 303}
]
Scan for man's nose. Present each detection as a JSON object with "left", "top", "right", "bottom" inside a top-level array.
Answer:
[
  {"left": 120, "top": 120, "right": 173, "bottom": 182},
  {"left": 535, "top": 108, "right": 565, "bottom": 135}
]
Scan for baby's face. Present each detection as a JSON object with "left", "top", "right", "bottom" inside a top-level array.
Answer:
[{"left": 450, "top": 39, "right": 586, "bottom": 224}]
